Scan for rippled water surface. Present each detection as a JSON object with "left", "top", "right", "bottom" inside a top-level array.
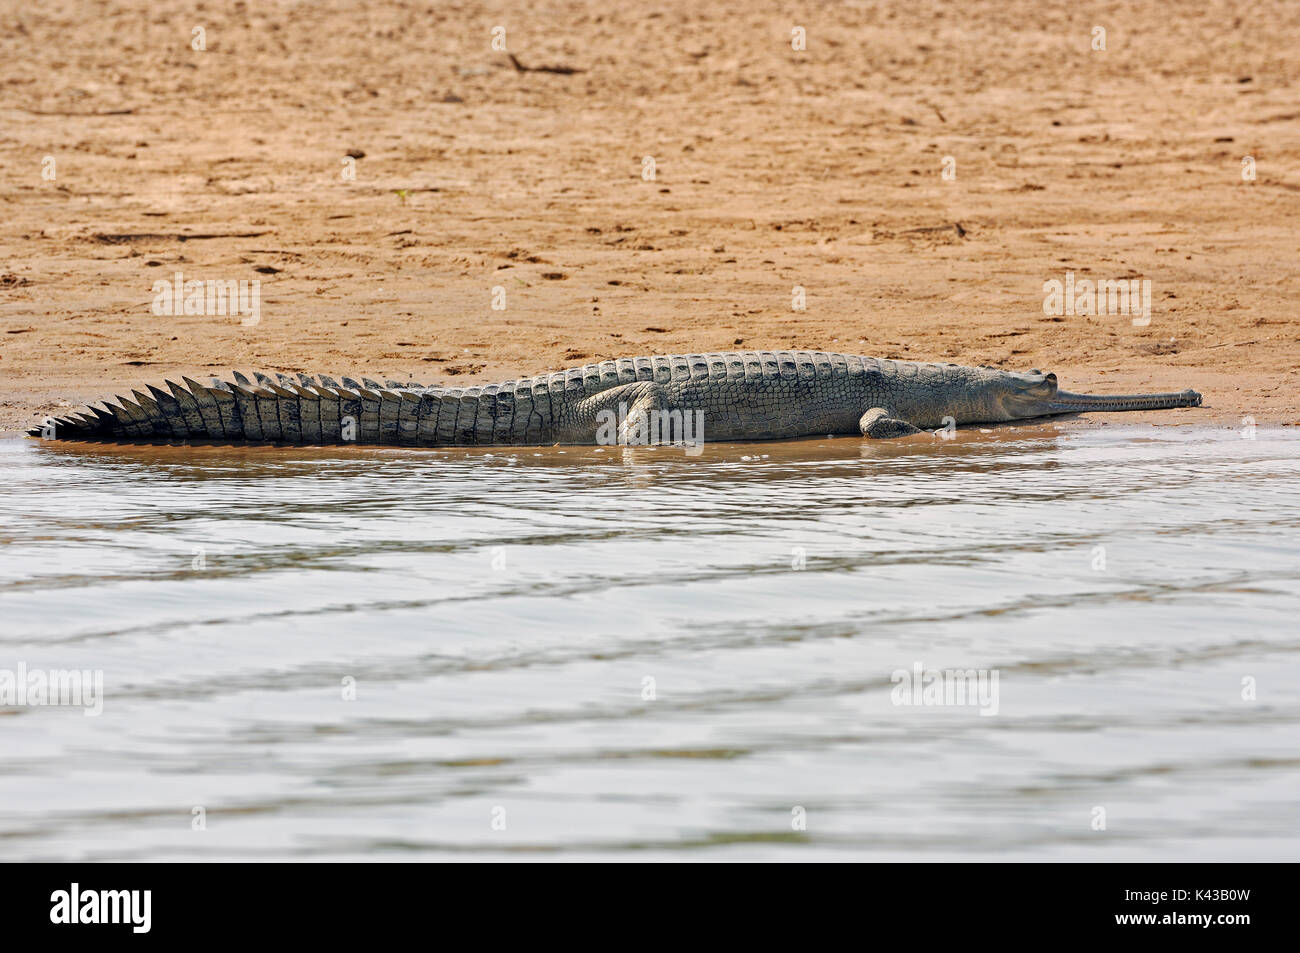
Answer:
[{"left": 1, "top": 426, "right": 1297, "bottom": 860}]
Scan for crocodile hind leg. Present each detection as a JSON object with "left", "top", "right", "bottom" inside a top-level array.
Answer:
[
  {"left": 860, "top": 407, "right": 921, "bottom": 439},
  {"left": 570, "top": 381, "right": 677, "bottom": 446}
]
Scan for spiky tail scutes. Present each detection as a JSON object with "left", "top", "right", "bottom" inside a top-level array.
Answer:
[{"left": 27, "top": 372, "right": 449, "bottom": 446}]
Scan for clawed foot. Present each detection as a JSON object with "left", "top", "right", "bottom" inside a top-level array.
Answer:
[{"left": 859, "top": 408, "right": 922, "bottom": 439}]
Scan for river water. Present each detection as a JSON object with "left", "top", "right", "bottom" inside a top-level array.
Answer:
[{"left": 1, "top": 425, "right": 1296, "bottom": 860}]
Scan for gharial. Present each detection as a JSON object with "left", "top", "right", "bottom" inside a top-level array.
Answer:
[{"left": 27, "top": 350, "right": 1202, "bottom": 445}]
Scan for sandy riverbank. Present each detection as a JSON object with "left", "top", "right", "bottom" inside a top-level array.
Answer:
[{"left": 2, "top": 0, "right": 1298, "bottom": 435}]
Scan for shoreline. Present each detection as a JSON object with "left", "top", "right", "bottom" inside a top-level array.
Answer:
[{"left": 4, "top": 413, "right": 1290, "bottom": 446}]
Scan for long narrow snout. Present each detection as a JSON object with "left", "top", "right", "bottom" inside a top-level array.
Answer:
[{"left": 1043, "top": 389, "right": 1202, "bottom": 414}]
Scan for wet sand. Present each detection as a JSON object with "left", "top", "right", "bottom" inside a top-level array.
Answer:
[{"left": 2, "top": 1, "right": 1299, "bottom": 435}]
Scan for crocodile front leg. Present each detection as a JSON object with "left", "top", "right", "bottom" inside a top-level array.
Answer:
[{"left": 860, "top": 407, "right": 921, "bottom": 439}]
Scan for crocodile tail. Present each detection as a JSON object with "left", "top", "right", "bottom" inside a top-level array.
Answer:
[{"left": 26, "top": 373, "right": 442, "bottom": 446}]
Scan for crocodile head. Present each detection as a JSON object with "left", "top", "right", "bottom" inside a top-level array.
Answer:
[{"left": 990, "top": 368, "right": 1202, "bottom": 421}]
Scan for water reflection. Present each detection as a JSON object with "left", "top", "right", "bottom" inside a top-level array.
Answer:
[{"left": 1, "top": 427, "right": 1297, "bottom": 860}]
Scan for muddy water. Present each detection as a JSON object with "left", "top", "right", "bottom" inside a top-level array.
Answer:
[{"left": 0, "top": 425, "right": 1297, "bottom": 860}]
